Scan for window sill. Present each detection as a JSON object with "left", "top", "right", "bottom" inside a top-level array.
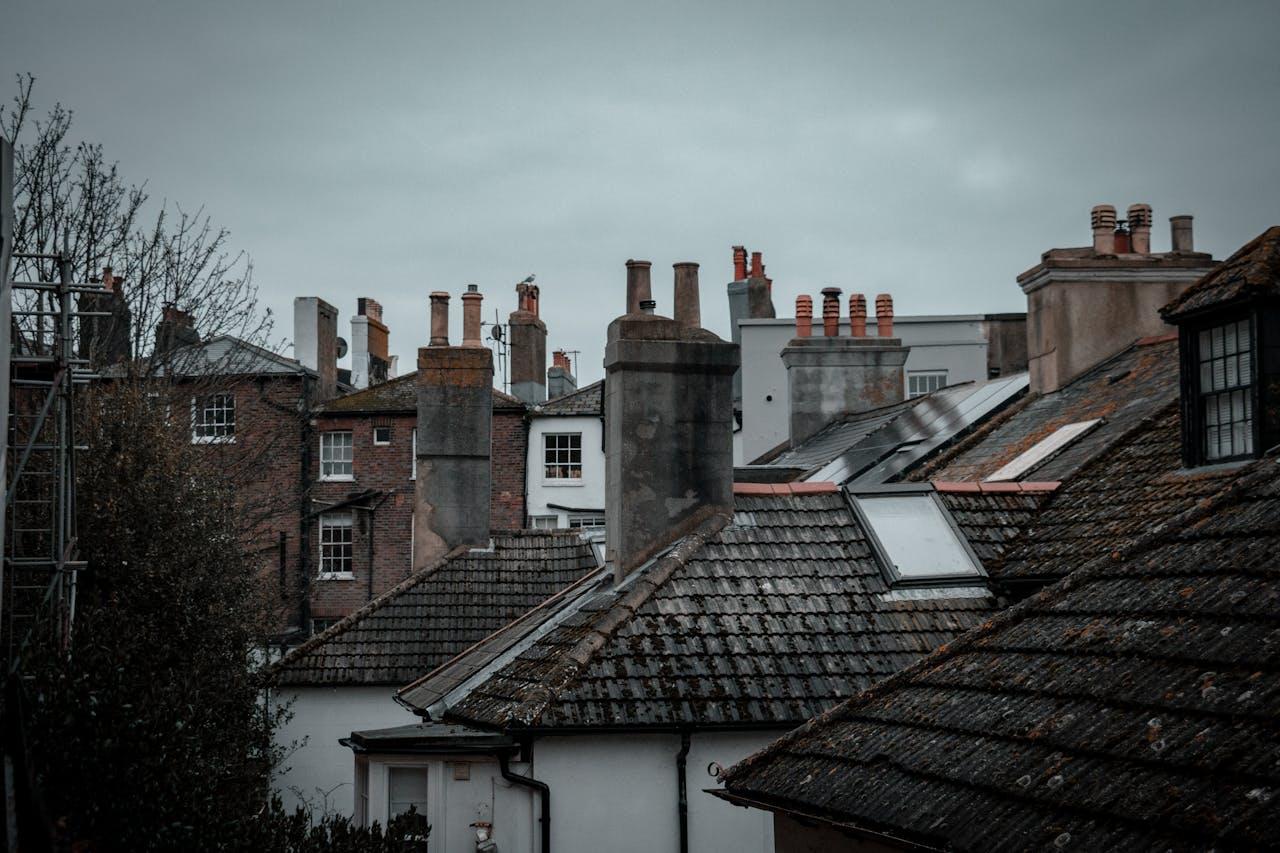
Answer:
[
  {"left": 191, "top": 435, "right": 236, "bottom": 445},
  {"left": 316, "top": 572, "right": 356, "bottom": 581},
  {"left": 542, "top": 479, "right": 585, "bottom": 487},
  {"left": 320, "top": 475, "right": 355, "bottom": 483}
]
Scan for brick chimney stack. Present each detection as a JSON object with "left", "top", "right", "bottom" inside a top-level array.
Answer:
[
  {"left": 849, "top": 293, "right": 867, "bottom": 337},
  {"left": 508, "top": 278, "right": 547, "bottom": 404},
  {"left": 80, "top": 265, "right": 132, "bottom": 365},
  {"left": 605, "top": 258, "right": 739, "bottom": 580},
  {"left": 350, "top": 297, "right": 391, "bottom": 389},
  {"left": 414, "top": 287, "right": 494, "bottom": 568},
  {"left": 782, "top": 291, "right": 909, "bottom": 446}
]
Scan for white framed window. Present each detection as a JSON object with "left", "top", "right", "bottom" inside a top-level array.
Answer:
[
  {"left": 318, "top": 512, "right": 354, "bottom": 578},
  {"left": 388, "top": 766, "right": 430, "bottom": 825},
  {"left": 529, "top": 515, "right": 559, "bottom": 530},
  {"left": 568, "top": 513, "right": 605, "bottom": 530},
  {"left": 373, "top": 425, "right": 392, "bottom": 445},
  {"left": 320, "top": 431, "right": 354, "bottom": 480},
  {"left": 191, "top": 394, "right": 235, "bottom": 443},
  {"left": 544, "top": 432, "right": 582, "bottom": 481},
  {"left": 908, "top": 371, "right": 948, "bottom": 399}
]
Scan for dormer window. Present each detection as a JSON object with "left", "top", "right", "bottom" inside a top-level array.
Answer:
[
  {"left": 846, "top": 485, "right": 986, "bottom": 587},
  {"left": 1197, "top": 318, "right": 1254, "bottom": 461}
]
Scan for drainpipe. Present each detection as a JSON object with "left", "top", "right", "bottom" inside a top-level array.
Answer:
[
  {"left": 499, "top": 749, "right": 549, "bottom": 853},
  {"left": 677, "top": 730, "right": 691, "bottom": 853}
]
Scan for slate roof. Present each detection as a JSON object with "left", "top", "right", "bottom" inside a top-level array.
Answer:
[
  {"left": 534, "top": 379, "right": 603, "bottom": 416},
  {"left": 718, "top": 455, "right": 1280, "bottom": 852},
  {"left": 936, "top": 486, "right": 1057, "bottom": 573},
  {"left": 272, "top": 532, "right": 599, "bottom": 686},
  {"left": 319, "top": 372, "right": 525, "bottom": 414},
  {"left": 916, "top": 336, "right": 1179, "bottom": 483},
  {"left": 1162, "top": 226, "right": 1280, "bottom": 320},
  {"left": 757, "top": 398, "right": 921, "bottom": 471},
  {"left": 402, "top": 486, "right": 998, "bottom": 729}
]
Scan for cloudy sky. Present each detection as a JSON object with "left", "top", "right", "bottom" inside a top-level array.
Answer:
[{"left": 5, "top": 0, "right": 1279, "bottom": 384}]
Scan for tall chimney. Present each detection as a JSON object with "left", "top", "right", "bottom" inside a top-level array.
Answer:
[
  {"left": 605, "top": 259, "right": 739, "bottom": 580},
  {"left": 673, "top": 262, "right": 702, "bottom": 329},
  {"left": 508, "top": 279, "right": 547, "bottom": 404},
  {"left": 80, "top": 266, "right": 132, "bottom": 365},
  {"left": 547, "top": 349, "right": 578, "bottom": 399},
  {"left": 1092, "top": 205, "right": 1117, "bottom": 254},
  {"left": 732, "top": 246, "right": 747, "bottom": 282},
  {"left": 875, "top": 293, "right": 894, "bottom": 337},
  {"left": 821, "top": 287, "right": 841, "bottom": 337},
  {"left": 1128, "top": 204, "right": 1153, "bottom": 254},
  {"left": 727, "top": 245, "right": 777, "bottom": 404},
  {"left": 414, "top": 288, "right": 493, "bottom": 569},
  {"left": 750, "top": 251, "right": 764, "bottom": 279},
  {"left": 1171, "top": 215, "right": 1194, "bottom": 253},
  {"left": 293, "top": 297, "right": 339, "bottom": 401},
  {"left": 350, "top": 297, "right": 391, "bottom": 389},
  {"left": 625, "top": 260, "right": 653, "bottom": 315},
  {"left": 795, "top": 295, "right": 813, "bottom": 338},
  {"left": 782, "top": 291, "right": 910, "bottom": 446},
  {"left": 849, "top": 293, "right": 867, "bottom": 337}
]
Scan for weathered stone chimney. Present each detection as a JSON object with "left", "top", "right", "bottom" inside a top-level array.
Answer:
[
  {"left": 547, "top": 349, "right": 577, "bottom": 399},
  {"left": 414, "top": 288, "right": 493, "bottom": 569},
  {"left": 1170, "top": 215, "right": 1195, "bottom": 253},
  {"left": 350, "top": 297, "right": 391, "bottom": 389},
  {"left": 80, "top": 266, "right": 132, "bottom": 365},
  {"left": 508, "top": 279, "right": 547, "bottom": 404},
  {"left": 294, "top": 296, "right": 339, "bottom": 401},
  {"left": 1020, "top": 203, "right": 1218, "bottom": 394},
  {"left": 782, "top": 290, "right": 909, "bottom": 446},
  {"left": 154, "top": 302, "right": 199, "bottom": 357},
  {"left": 605, "top": 259, "right": 739, "bottom": 581}
]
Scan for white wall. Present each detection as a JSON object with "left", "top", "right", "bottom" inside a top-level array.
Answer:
[
  {"left": 273, "top": 686, "right": 419, "bottom": 819},
  {"left": 526, "top": 413, "right": 606, "bottom": 528},
  {"left": 738, "top": 315, "right": 992, "bottom": 463}
]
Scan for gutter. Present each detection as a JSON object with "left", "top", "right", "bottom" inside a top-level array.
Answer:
[{"left": 499, "top": 748, "right": 550, "bottom": 853}]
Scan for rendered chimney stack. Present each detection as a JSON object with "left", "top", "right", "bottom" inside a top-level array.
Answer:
[
  {"left": 351, "top": 297, "right": 391, "bottom": 389},
  {"left": 1171, "top": 215, "right": 1195, "bottom": 253},
  {"left": 625, "top": 260, "right": 653, "bottom": 314},
  {"left": 509, "top": 279, "right": 548, "bottom": 404},
  {"left": 673, "top": 262, "right": 702, "bottom": 329},
  {"left": 732, "top": 245, "right": 748, "bottom": 281},
  {"left": 605, "top": 258, "right": 739, "bottom": 580},
  {"left": 547, "top": 349, "right": 577, "bottom": 399},
  {"left": 1091, "top": 205, "right": 1117, "bottom": 254},
  {"left": 849, "top": 293, "right": 867, "bottom": 337},
  {"left": 795, "top": 295, "right": 813, "bottom": 338},
  {"left": 1128, "top": 204, "right": 1153, "bottom": 254},
  {"left": 293, "top": 297, "right": 339, "bottom": 401},
  {"left": 821, "top": 287, "right": 841, "bottom": 337},
  {"left": 875, "top": 293, "right": 894, "bottom": 338},
  {"left": 429, "top": 292, "right": 450, "bottom": 346},
  {"left": 414, "top": 288, "right": 494, "bottom": 569}
]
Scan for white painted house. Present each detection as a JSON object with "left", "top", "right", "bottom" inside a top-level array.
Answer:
[{"left": 524, "top": 380, "right": 605, "bottom": 531}]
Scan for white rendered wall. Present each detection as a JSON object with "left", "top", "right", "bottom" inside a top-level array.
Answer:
[
  {"left": 525, "top": 414, "right": 605, "bottom": 527},
  {"left": 738, "top": 315, "right": 991, "bottom": 463},
  {"left": 273, "top": 686, "right": 418, "bottom": 819}
]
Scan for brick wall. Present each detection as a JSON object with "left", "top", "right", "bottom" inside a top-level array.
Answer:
[{"left": 492, "top": 407, "right": 528, "bottom": 529}]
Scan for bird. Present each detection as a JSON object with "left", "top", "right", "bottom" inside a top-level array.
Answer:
[{"left": 520, "top": 274, "right": 536, "bottom": 284}]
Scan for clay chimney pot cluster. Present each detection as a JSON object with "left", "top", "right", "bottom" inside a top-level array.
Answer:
[
  {"left": 848, "top": 293, "right": 867, "bottom": 337},
  {"left": 875, "top": 293, "right": 894, "bottom": 338},
  {"left": 428, "top": 291, "right": 450, "bottom": 347},
  {"left": 794, "top": 295, "right": 813, "bottom": 338},
  {"left": 552, "top": 349, "right": 572, "bottom": 372}
]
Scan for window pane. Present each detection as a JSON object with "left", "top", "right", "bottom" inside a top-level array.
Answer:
[
  {"left": 388, "top": 767, "right": 428, "bottom": 820},
  {"left": 854, "top": 494, "right": 981, "bottom": 579}
]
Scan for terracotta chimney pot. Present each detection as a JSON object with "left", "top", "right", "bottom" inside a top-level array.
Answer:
[
  {"left": 673, "top": 262, "right": 702, "bottom": 329},
  {"left": 428, "top": 291, "right": 450, "bottom": 347},
  {"left": 1128, "top": 204, "right": 1153, "bottom": 254},
  {"left": 732, "top": 246, "right": 747, "bottom": 282},
  {"left": 750, "top": 251, "right": 764, "bottom": 279},
  {"left": 849, "top": 293, "right": 867, "bottom": 337},
  {"left": 1091, "top": 204, "right": 1117, "bottom": 254},
  {"left": 795, "top": 295, "right": 813, "bottom": 338},
  {"left": 875, "top": 293, "right": 894, "bottom": 338},
  {"left": 461, "top": 285, "right": 483, "bottom": 347},
  {"left": 625, "top": 260, "right": 653, "bottom": 315},
  {"left": 821, "top": 287, "right": 841, "bottom": 337}
]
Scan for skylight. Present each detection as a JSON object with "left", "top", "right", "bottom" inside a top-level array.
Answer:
[
  {"left": 850, "top": 492, "right": 984, "bottom": 584},
  {"left": 985, "top": 418, "right": 1103, "bottom": 482}
]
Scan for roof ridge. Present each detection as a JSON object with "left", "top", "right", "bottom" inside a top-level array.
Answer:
[
  {"left": 270, "top": 544, "right": 470, "bottom": 677},
  {"left": 723, "top": 451, "right": 1279, "bottom": 784},
  {"left": 501, "top": 512, "right": 732, "bottom": 727}
]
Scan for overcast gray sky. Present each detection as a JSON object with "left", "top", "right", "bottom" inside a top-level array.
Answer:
[{"left": 5, "top": 0, "right": 1279, "bottom": 384}]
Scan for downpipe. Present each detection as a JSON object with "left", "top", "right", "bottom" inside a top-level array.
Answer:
[
  {"left": 499, "top": 749, "right": 550, "bottom": 853},
  {"left": 677, "top": 730, "right": 691, "bottom": 853}
]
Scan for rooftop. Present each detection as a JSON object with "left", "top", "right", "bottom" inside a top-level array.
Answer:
[
  {"left": 533, "top": 379, "right": 603, "bottom": 416},
  {"left": 1162, "top": 225, "right": 1280, "bottom": 320},
  {"left": 318, "top": 372, "right": 525, "bottom": 414}
]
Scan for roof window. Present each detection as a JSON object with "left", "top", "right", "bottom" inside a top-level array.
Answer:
[
  {"left": 848, "top": 487, "right": 985, "bottom": 586},
  {"left": 985, "top": 418, "right": 1103, "bottom": 481}
]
